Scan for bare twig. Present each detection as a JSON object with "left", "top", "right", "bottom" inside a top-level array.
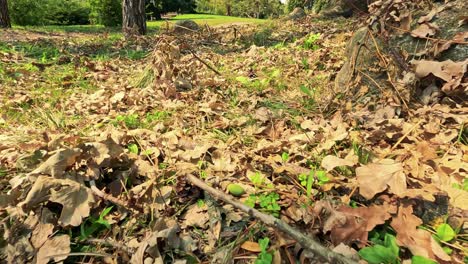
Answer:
[
  {"left": 390, "top": 120, "right": 422, "bottom": 151},
  {"left": 189, "top": 50, "right": 222, "bottom": 76},
  {"left": 45, "top": 252, "right": 113, "bottom": 259},
  {"left": 185, "top": 174, "right": 358, "bottom": 264},
  {"left": 85, "top": 238, "right": 134, "bottom": 254},
  {"left": 89, "top": 180, "right": 143, "bottom": 214}
]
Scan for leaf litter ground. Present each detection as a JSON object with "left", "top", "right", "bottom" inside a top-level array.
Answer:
[{"left": 0, "top": 15, "right": 467, "bottom": 264}]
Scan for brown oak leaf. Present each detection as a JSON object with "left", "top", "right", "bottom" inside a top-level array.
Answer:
[
  {"left": 391, "top": 205, "right": 450, "bottom": 262},
  {"left": 21, "top": 176, "right": 95, "bottom": 226},
  {"left": 356, "top": 159, "right": 407, "bottom": 199}
]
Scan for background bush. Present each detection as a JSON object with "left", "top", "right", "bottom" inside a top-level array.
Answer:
[
  {"left": 49, "top": 0, "right": 91, "bottom": 25},
  {"left": 8, "top": 0, "right": 123, "bottom": 26},
  {"left": 9, "top": 0, "right": 91, "bottom": 26},
  {"left": 8, "top": 0, "right": 47, "bottom": 25},
  {"left": 89, "top": 0, "right": 122, "bottom": 27}
]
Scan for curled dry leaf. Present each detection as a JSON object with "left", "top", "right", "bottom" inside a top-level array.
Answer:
[
  {"left": 391, "top": 205, "right": 450, "bottom": 262},
  {"left": 130, "top": 218, "right": 181, "bottom": 264},
  {"left": 411, "top": 59, "right": 468, "bottom": 93},
  {"left": 30, "top": 148, "right": 82, "bottom": 178},
  {"left": 21, "top": 176, "right": 95, "bottom": 226},
  {"left": 85, "top": 137, "right": 124, "bottom": 167},
  {"left": 35, "top": 235, "right": 71, "bottom": 264},
  {"left": 356, "top": 159, "right": 407, "bottom": 199},
  {"left": 321, "top": 155, "right": 356, "bottom": 172},
  {"left": 181, "top": 203, "right": 210, "bottom": 229},
  {"left": 411, "top": 23, "right": 438, "bottom": 38},
  {"left": 241, "top": 241, "right": 261, "bottom": 252},
  {"left": 331, "top": 204, "right": 396, "bottom": 247},
  {"left": 211, "top": 149, "right": 237, "bottom": 172}
]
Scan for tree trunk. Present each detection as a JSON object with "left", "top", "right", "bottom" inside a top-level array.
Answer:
[
  {"left": 226, "top": 3, "right": 231, "bottom": 16},
  {"left": 0, "top": 0, "right": 11, "bottom": 28},
  {"left": 122, "top": 0, "right": 146, "bottom": 35}
]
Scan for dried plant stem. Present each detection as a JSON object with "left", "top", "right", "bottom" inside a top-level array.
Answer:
[
  {"left": 186, "top": 174, "right": 358, "bottom": 264},
  {"left": 89, "top": 180, "right": 143, "bottom": 214},
  {"left": 190, "top": 50, "right": 222, "bottom": 75},
  {"left": 85, "top": 238, "right": 134, "bottom": 254}
]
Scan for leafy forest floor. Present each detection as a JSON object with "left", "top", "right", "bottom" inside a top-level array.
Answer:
[{"left": 0, "top": 12, "right": 467, "bottom": 264}]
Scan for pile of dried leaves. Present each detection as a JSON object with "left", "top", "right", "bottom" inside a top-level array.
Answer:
[{"left": 0, "top": 5, "right": 466, "bottom": 264}]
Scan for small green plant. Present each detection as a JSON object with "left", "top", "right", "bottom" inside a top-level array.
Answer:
[
  {"left": 245, "top": 193, "right": 281, "bottom": 217},
  {"left": 272, "top": 42, "right": 285, "bottom": 49},
  {"left": 359, "top": 233, "right": 399, "bottom": 264},
  {"left": 255, "top": 237, "right": 273, "bottom": 264},
  {"left": 112, "top": 114, "right": 140, "bottom": 129},
  {"left": 127, "top": 143, "right": 139, "bottom": 154},
  {"left": 411, "top": 256, "right": 437, "bottom": 264},
  {"left": 456, "top": 122, "right": 467, "bottom": 144},
  {"left": 303, "top": 33, "right": 321, "bottom": 50},
  {"left": 435, "top": 223, "right": 456, "bottom": 242},
  {"left": 158, "top": 162, "right": 168, "bottom": 170},
  {"left": 245, "top": 172, "right": 281, "bottom": 216},
  {"left": 298, "top": 169, "right": 328, "bottom": 197},
  {"left": 197, "top": 160, "right": 208, "bottom": 179},
  {"left": 433, "top": 223, "right": 456, "bottom": 254},
  {"left": 0, "top": 167, "right": 6, "bottom": 177},
  {"left": 452, "top": 178, "right": 468, "bottom": 191},
  {"left": 352, "top": 142, "right": 371, "bottom": 164},
  {"left": 121, "top": 49, "right": 148, "bottom": 60},
  {"left": 281, "top": 152, "right": 289, "bottom": 163},
  {"left": 315, "top": 170, "right": 329, "bottom": 185},
  {"left": 79, "top": 206, "right": 113, "bottom": 239},
  {"left": 299, "top": 85, "right": 316, "bottom": 110},
  {"left": 298, "top": 172, "right": 314, "bottom": 197},
  {"left": 145, "top": 110, "right": 170, "bottom": 123},
  {"left": 249, "top": 172, "right": 274, "bottom": 189},
  {"left": 196, "top": 199, "right": 205, "bottom": 207},
  {"left": 301, "top": 57, "right": 310, "bottom": 70}
]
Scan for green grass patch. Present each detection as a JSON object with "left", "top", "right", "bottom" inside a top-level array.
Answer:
[
  {"left": 12, "top": 14, "right": 267, "bottom": 35},
  {"left": 147, "top": 14, "right": 268, "bottom": 29},
  {"left": 14, "top": 24, "right": 117, "bottom": 34}
]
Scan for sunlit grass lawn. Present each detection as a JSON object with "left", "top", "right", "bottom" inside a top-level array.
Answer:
[
  {"left": 11, "top": 14, "right": 268, "bottom": 34},
  {"left": 147, "top": 14, "right": 268, "bottom": 28}
]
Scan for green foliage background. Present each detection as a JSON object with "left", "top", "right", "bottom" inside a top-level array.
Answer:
[
  {"left": 9, "top": 0, "right": 91, "bottom": 26},
  {"left": 7, "top": 0, "right": 285, "bottom": 26},
  {"left": 195, "top": 0, "right": 284, "bottom": 18},
  {"left": 88, "top": 0, "right": 122, "bottom": 26}
]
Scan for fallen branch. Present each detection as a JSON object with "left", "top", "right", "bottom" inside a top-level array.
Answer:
[{"left": 186, "top": 174, "right": 358, "bottom": 264}]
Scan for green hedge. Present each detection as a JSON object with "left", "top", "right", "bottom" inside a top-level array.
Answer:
[{"left": 9, "top": 0, "right": 122, "bottom": 27}]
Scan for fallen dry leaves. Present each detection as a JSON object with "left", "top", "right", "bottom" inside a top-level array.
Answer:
[
  {"left": 391, "top": 205, "right": 450, "bottom": 262},
  {"left": 0, "top": 5, "right": 467, "bottom": 263}
]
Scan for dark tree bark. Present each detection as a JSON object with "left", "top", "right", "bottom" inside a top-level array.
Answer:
[
  {"left": 226, "top": 3, "right": 232, "bottom": 16},
  {"left": 0, "top": 0, "right": 11, "bottom": 28},
  {"left": 122, "top": 0, "right": 146, "bottom": 35}
]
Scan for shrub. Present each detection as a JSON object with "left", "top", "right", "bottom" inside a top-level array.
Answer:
[
  {"left": 9, "top": 0, "right": 91, "bottom": 26},
  {"left": 48, "top": 0, "right": 91, "bottom": 25},
  {"left": 89, "top": 0, "right": 122, "bottom": 27},
  {"left": 9, "top": 0, "right": 47, "bottom": 26}
]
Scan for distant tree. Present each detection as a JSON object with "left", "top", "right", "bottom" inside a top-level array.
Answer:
[
  {"left": 122, "top": 0, "right": 146, "bottom": 34},
  {"left": 0, "top": 0, "right": 11, "bottom": 27}
]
